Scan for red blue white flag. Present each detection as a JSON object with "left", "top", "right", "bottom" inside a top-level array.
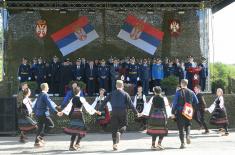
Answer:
[
  {"left": 51, "top": 16, "right": 99, "bottom": 56},
  {"left": 118, "top": 15, "right": 164, "bottom": 55}
]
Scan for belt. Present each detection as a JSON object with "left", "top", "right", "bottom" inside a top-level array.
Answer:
[
  {"left": 129, "top": 72, "right": 137, "bottom": 74},
  {"left": 21, "top": 72, "right": 29, "bottom": 75}
]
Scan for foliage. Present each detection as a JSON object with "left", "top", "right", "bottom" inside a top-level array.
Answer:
[
  {"left": 161, "top": 75, "right": 178, "bottom": 88},
  {"left": 211, "top": 79, "right": 226, "bottom": 94},
  {"left": 27, "top": 81, "right": 38, "bottom": 90},
  {"left": 210, "top": 63, "right": 235, "bottom": 82},
  {"left": 160, "top": 75, "right": 178, "bottom": 95},
  {"left": 210, "top": 63, "right": 235, "bottom": 93}
]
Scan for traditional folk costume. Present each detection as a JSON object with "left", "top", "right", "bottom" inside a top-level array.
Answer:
[
  {"left": 99, "top": 88, "right": 138, "bottom": 150},
  {"left": 33, "top": 91, "right": 58, "bottom": 147},
  {"left": 62, "top": 96, "right": 98, "bottom": 150},
  {"left": 133, "top": 93, "right": 147, "bottom": 129},
  {"left": 91, "top": 96, "right": 112, "bottom": 130},
  {"left": 142, "top": 95, "right": 171, "bottom": 149},
  {"left": 18, "top": 97, "right": 37, "bottom": 143},
  {"left": 207, "top": 96, "right": 229, "bottom": 135},
  {"left": 172, "top": 88, "right": 198, "bottom": 148}
]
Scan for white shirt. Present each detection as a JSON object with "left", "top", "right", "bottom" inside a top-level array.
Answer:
[
  {"left": 207, "top": 96, "right": 225, "bottom": 113},
  {"left": 91, "top": 96, "right": 112, "bottom": 111},
  {"left": 141, "top": 96, "right": 172, "bottom": 118},
  {"left": 62, "top": 96, "right": 97, "bottom": 116},
  {"left": 133, "top": 94, "right": 147, "bottom": 108},
  {"left": 23, "top": 97, "right": 33, "bottom": 115}
]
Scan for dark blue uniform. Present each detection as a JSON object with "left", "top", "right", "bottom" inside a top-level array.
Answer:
[
  {"left": 30, "top": 63, "right": 37, "bottom": 81},
  {"left": 59, "top": 64, "right": 74, "bottom": 96},
  {"left": 167, "top": 65, "right": 176, "bottom": 77},
  {"left": 128, "top": 63, "right": 139, "bottom": 93},
  {"left": 176, "top": 66, "right": 185, "bottom": 83},
  {"left": 73, "top": 65, "right": 85, "bottom": 82},
  {"left": 18, "top": 64, "right": 31, "bottom": 82},
  {"left": 163, "top": 62, "right": 169, "bottom": 78},
  {"left": 198, "top": 63, "right": 208, "bottom": 91},
  {"left": 98, "top": 65, "right": 109, "bottom": 91},
  {"left": 35, "top": 63, "right": 46, "bottom": 85},
  {"left": 110, "top": 64, "right": 121, "bottom": 91},
  {"left": 85, "top": 65, "right": 98, "bottom": 96},
  {"left": 139, "top": 64, "right": 150, "bottom": 95}
]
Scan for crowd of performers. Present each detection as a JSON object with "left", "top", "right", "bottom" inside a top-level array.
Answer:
[
  {"left": 17, "top": 55, "right": 208, "bottom": 96},
  {"left": 16, "top": 79, "right": 229, "bottom": 151}
]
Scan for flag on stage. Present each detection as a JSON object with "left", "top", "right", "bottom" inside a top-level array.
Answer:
[
  {"left": 117, "top": 15, "right": 164, "bottom": 55},
  {"left": 51, "top": 16, "right": 99, "bottom": 56}
]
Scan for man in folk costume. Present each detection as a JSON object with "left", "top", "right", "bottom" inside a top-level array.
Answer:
[
  {"left": 99, "top": 80, "right": 140, "bottom": 151},
  {"left": 171, "top": 79, "right": 198, "bottom": 149},
  {"left": 33, "top": 83, "right": 60, "bottom": 147},
  {"left": 194, "top": 85, "right": 209, "bottom": 134}
]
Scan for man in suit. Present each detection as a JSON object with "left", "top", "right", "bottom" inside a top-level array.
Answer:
[
  {"left": 50, "top": 56, "right": 61, "bottom": 94},
  {"left": 73, "top": 58, "right": 85, "bottom": 82},
  {"left": 99, "top": 80, "right": 139, "bottom": 151},
  {"left": 198, "top": 57, "right": 208, "bottom": 91},
  {"left": 85, "top": 60, "right": 97, "bottom": 96}
]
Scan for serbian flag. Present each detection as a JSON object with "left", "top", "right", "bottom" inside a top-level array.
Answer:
[
  {"left": 51, "top": 16, "right": 99, "bottom": 56},
  {"left": 118, "top": 15, "right": 164, "bottom": 55}
]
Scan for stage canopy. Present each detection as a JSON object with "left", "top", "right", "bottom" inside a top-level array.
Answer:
[{"left": 2, "top": 0, "right": 234, "bottom": 13}]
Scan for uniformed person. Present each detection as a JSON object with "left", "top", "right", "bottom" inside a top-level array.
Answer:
[
  {"left": 139, "top": 58, "right": 150, "bottom": 95},
  {"left": 30, "top": 57, "right": 38, "bottom": 81},
  {"left": 35, "top": 57, "right": 46, "bottom": 92},
  {"left": 18, "top": 58, "right": 31, "bottom": 83},
  {"left": 110, "top": 58, "right": 121, "bottom": 91},
  {"left": 59, "top": 58, "right": 74, "bottom": 96},
  {"left": 127, "top": 57, "right": 139, "bottom": 93},
  {"left": 98, "top": 59, "right": 109, "bottom": 91}
]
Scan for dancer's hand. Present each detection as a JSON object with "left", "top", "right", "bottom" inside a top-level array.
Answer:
[
  {"left": 96, "top": 111, "right": 102, "bottom": 115},
  {"left": 170, "top": 114, "right": 176, "bottom": 119},
  {"left": 57, "top": 112, "right": 63, "bottom": 117},
  {"left": 137, "top": 113, "right": 142, "bottom": 117}
]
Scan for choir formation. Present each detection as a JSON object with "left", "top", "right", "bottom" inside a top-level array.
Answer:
[
  {"left": 17, "top": 78, "right": 229, "bottom": 151},
  {"left": 17, "top": 55, "right": 208, "bottom": 96}
]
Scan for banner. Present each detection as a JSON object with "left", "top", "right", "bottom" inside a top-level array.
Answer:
[
  {"left": 117, "top": 15, "right": 164, "bottom": 55},
  {"left": 51, "top": 16, "right": 99, "bottom": 56}
]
